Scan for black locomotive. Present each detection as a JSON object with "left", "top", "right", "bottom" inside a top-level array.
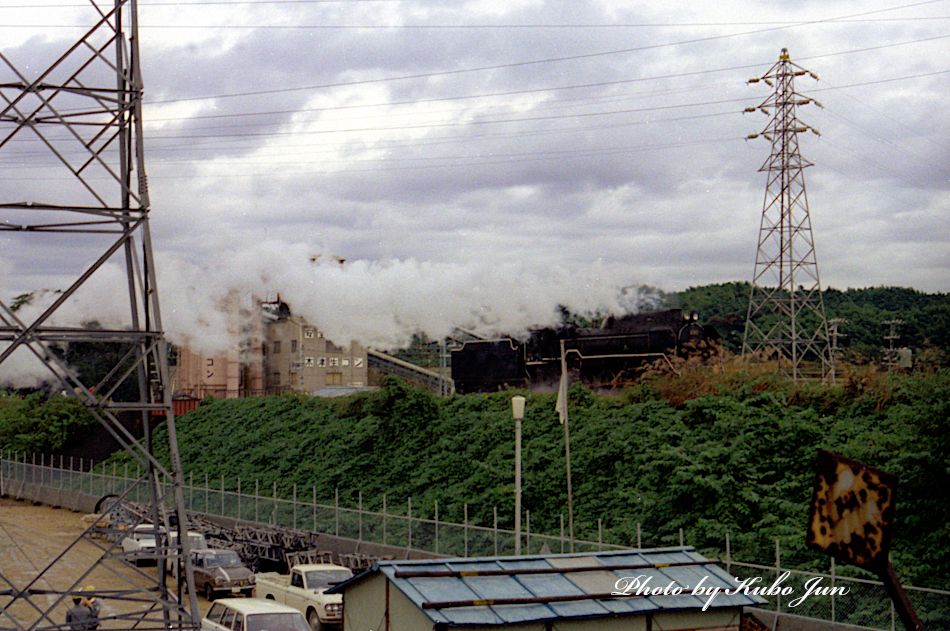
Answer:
[{"left": 451, "top": 309, "right": 718, "bottom": 393}]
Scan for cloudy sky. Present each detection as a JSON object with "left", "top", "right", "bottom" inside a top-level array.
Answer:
[{"left": 0, "top": 0, "right": 947, "bottom": 356}]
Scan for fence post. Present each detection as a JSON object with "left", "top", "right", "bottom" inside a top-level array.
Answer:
[
  {"left": 255, "top": 480, "right": 259, "bottom": 523},
  {"left": 334, "top": 488, "right": 339, "bottom": 536},
  {"left": 725, "top": 531, "right": 731, "bottom": 575},
  {"left": 831, "top": 556, "right": 836, "bottom": 623},
  {"left": 358, "top": 491, "right": 363, "bottom": 543},
  {"left": 598, "top": 519, "right": 603, "bottom": 551},
  {"left": 434, "top": 500, "right": 439, "bottom": 555},
  {"left": 463, "top": 503, "right": 468, "bottom": 558},
  {"left": 204, "top": 473, "right": 209, "bottom": 514},
  {"left": 775, "top": 538, "right": 782, "bottom": 613},
  {"left": 237, "top": 478, "right": 242, "bottom": 521},
  {"left": 383, "top": 494, "right": 387, "bottom": 546},
  {"left": 272, "top": 481, "right": 277, "bottom": 525},
  {"left": 312, "top": 485, "right": 316, "bottom": 531},
  {"left": 560, "top": 514, "right": 565, "bottom": 554},
  {"left": 526, "top": 510, "right": 531, "bottom": 554},
  {"left": 637, "top": 522, "right": 642, "bottom": 549},
  {"left": 407, "top": 497, "right": 413, "bottom": 551},
  {"left": 890, "top": 600, "right": 896, "bottom": 631},
  {"left": 493, "top": 506, "right": 498, "bottom": 556},
  {"left": 112, "top": 462, "right": 117, "bottom": 495},
  {"left": 292, "top": 484, "right": 297, "bottom": 530},
  {"left": 220, "top": 474, "right": 225, "bottom": 516},
  {"left": 79, "top": 458, "right": 83, "bottom": 494},
  {"left": 189, "top": 471, "right": 193, "bottom": 510},
  {"left": 679, "top": 528, "right": 684, "bottom": 547}
]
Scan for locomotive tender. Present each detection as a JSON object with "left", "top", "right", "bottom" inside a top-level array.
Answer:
[{"left": 451, "top": 309, "right": 718, "bottom": 394}]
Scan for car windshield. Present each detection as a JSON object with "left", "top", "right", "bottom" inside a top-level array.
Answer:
[
  {"left": 205, "top": 552, "right": 242, "bottom": 568},
  {"left": 246, "top": 613, "right": 309, "bottom": 631},
  {"left": 304, "top": 570, "right": 352, "bottom": 588}
]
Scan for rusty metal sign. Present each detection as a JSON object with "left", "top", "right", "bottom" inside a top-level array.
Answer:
[{"left": 806, "top": 450, "right": 897, "bottom": 569}]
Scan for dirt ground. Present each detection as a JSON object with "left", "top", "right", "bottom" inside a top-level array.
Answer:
[{"left": 0, "top": 497, "right": 212, "bottom": 628}]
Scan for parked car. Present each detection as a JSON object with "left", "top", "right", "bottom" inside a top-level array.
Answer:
[
  {"left": 254, "top": 564, "right": 352, "bottom": 630},
  {"left": 165, "top": 530, "right": 210, "bottom": 573},
  {"left": 121, "top": 523, "right": 163, "bottom": 566},
  {"left": 189, "top": 549, "right": 255, "bottom": 601},
  {"left": 202, "top": 598, "right": 309, "bottom": 631}
]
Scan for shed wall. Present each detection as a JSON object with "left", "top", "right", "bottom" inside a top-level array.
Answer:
[
  {"left": 341, "top": 575, "right": 743, "bottom": 631},
  {"left": 342, "top": 573, "right": 434, "bottom": 631}
]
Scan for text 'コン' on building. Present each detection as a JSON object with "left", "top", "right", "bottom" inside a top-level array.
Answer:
[{"left": 327, "top": 547, "right": 765, "bottom": 631}]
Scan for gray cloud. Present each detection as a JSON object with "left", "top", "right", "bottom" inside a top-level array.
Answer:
[{"left": 2, "top": 0, "right": 947, "bottom": 356}]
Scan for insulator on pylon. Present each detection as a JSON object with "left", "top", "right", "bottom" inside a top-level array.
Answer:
[
  {"left": 748, "top": 77, "right": 760, "bottom": 84},
  {"left": 746, "top": 133, "right": 759, "bottom": 140},
  {"left": 744, "top": 107, "right": 756, "bottom": 113}
]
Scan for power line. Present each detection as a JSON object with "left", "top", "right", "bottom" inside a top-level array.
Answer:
[
  {"left": 0, "top": 135, "right": 737, "bottom": 179},
  {"left": 124, "top": 2, "right": 947, "bottom": 106},
  {"left": 7, "top": 17, "right": 950, "bottom": 27},
  {"left": 12, "top": 66, "right": 941, "bottom": 145},
  {"left": 3, "top": 0, "right": 401, "bottom": 6}
]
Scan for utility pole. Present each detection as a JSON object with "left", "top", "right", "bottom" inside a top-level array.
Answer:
[
  {"left": 828, "top": 318, "right": 847, "bottom": 382},
  {"left": 742, "top": 48, "right": 834, "bottom": 383},
  {"left": 882, "top": 319, "right": 904, "bottom": 371},
  {"left": 0, "top": 2, "right": 200, "bottom": 629}
]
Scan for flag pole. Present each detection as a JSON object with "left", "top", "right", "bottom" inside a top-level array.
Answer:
[{"left": 558, "top": 340, "right": 575, "bottom": 552}]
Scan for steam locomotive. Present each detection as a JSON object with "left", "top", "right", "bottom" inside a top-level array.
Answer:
[{"left": 450, "top": 309, "right": 718, "bottom": 394}]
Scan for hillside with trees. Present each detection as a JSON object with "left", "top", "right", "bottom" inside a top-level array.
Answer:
[{"left": 670, "top": 283, "right": 949, "bottom": 366}]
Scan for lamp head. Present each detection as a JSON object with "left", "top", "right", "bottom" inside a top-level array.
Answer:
[{"left": 511, "top": 395, "right": 526, "bottom": 420}]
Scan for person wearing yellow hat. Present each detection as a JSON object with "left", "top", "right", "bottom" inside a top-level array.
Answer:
[{"left": 80, "top": 586, "right": 100, "bottom": 629}]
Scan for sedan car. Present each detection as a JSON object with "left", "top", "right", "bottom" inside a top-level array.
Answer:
[{"left": 190, "top": 549, "right": 255, "bottom": 601}]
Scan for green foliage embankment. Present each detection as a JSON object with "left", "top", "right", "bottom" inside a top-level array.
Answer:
[
  {"left": 119, "top": 369, "right": 950, "bottom": 587},
  {"left": 0, "top": 393, "right": 97, "bottom": 453}
]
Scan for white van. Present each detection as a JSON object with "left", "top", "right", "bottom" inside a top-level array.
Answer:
[{"left": 202, "top": 598, "right": 309, "bottom": 631}]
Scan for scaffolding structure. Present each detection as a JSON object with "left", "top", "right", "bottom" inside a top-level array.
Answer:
[
  {"left": 0, "top": 1, "right": 200, "bottom": 629},
  {"left": 742, "top": 48, "right": 834, "bottom": 383}
]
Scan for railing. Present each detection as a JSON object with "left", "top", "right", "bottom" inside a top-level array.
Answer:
[{"left": 2, "top": 452, "right": 948, "bottom": 630}]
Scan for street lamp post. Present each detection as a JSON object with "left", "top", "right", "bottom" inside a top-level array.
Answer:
[{"left": 511, "top": 395, "right": 525, "bottom": 555}]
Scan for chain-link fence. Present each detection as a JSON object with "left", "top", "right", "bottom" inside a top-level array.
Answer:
[{"left": 3, "top": 452, "right": 947, "bottom": 630}]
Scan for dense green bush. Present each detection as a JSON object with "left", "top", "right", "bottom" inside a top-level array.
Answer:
[
  {"left": 3, "top": 368, "right": 947, "bottom": 590},
  {"left": 0, "top": 393, "right": 97, "bottom": 452},
  {"left": 103, "top": 370, "right": 950, "bottom": 588}
]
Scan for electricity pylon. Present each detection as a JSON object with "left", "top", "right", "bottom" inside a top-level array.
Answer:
[
  {"left": 0, "top": 2, "right": 200, "bottom": 629},
  {"left": 742, "top": 48, "right": 834, "bottom": 383}
]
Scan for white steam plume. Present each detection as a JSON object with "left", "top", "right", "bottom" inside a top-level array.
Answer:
[{"left": 2, "top": 241, "right": 645, "bottom": 385}]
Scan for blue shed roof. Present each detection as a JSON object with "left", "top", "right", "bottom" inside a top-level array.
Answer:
[{"left": 327, "top": 547, "right": 765, "bottom": 627}]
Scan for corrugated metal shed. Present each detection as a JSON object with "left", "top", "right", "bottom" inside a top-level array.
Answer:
[{"left": 328, "top": 546, "right": 765, "bottom": 627}]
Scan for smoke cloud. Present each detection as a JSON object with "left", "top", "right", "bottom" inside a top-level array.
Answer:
[{"left": 2, "top": 241, "right": 644, "bottom": 385}]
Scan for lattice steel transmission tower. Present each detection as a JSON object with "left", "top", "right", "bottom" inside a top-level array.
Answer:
[
  {"left": 0, "top": 1, "right": 200, "bottom": 629},
  {"left": 742, "top": 48, "right": 834, "bottom": 382}
]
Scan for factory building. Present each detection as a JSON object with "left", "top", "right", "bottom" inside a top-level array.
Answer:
[
  {"left": 172, "top": 295, "right": 266, "bottom": 399},
  {"left": 262, "top": 301, "right": 368, "bottom": 393}
]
